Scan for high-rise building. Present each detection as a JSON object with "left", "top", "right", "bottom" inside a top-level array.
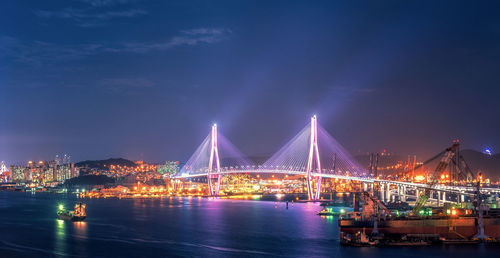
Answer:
[
  {"left": 10, "top": 159, "right": 79, "bottom": 185},
  {"left": 11, "top": 166, "right": 29, "bottom": 183},
  {"left": 0, "top": 161, "right": 7, "bottom": 174},
  {"left": 62, "top": 154, "right": 71, "bottom": 165}
]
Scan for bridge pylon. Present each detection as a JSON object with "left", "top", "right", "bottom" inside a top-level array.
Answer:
[
  {"left": 306, "top": 115, "right": 322, "bottom": 200},
  {"left": 208, "top": 124, "right": 221, "bottom": 196}
]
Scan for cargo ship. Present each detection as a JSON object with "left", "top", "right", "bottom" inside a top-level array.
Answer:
[
  {"left": 338, "top": 192, "right": 500, "bottom": 246},
  {"left": 57, "top": 203, "right": 87, "bottom": 221}
]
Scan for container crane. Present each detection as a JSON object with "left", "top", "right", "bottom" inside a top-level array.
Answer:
[{"left": 412, "top": 142, "right": 459, "bottom": 214}]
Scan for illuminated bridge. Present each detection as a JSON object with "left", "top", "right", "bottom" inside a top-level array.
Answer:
[{"left": 174, "top": 116, "right": 500, "bottom": 201}]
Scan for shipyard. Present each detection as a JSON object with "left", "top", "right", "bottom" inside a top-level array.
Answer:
[{"left": 338, "top": 142, "right": 500, "bottom": 246}]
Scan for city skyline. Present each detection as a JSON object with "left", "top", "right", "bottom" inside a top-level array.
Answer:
[{"left": 1, "top": 0, "right": 500, "bottom": 164}]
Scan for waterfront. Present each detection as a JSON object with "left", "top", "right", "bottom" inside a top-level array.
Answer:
[{"left": 0, "top": 192, "right": 498, "bottom": 257}]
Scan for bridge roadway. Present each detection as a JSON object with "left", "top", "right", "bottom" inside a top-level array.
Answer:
[{"left": 174, "top": 169, "right": 500, "bottom": 195}]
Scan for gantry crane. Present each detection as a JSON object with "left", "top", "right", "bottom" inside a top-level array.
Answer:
[{"left": 411, "top": 141, "right": 475, "bottom": 214}]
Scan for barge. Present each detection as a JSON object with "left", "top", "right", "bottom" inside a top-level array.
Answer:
[
  {"left": 57, "top": 203, "right": 87, "bottom": 221},
  {"left": 338, "top": 192, "right": 500, "bottom": 246}
]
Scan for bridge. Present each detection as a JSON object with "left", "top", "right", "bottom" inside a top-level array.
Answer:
[{"left": 174, "top": 116, "right": 500, "bottom": 201}]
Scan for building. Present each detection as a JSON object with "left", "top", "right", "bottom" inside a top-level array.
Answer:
[
  {"left": 0, "top": 161, "right": 9, "bottom": 182},
  {"left": 10, "top": 160, "right": 79, "bottom": 185},
  {"left": 157, "top": 161, "right": 180, "bottom": 177},
  {"left": 11, "top": 165, "right": 29, "bottom": 183}
]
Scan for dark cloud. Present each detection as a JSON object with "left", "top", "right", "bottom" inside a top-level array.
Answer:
[
  {"left": 77, "top": 0, "right": 139, "bottom": 7},
  {"left": 2, "top": 28, "right": 231, "bottom": 65},
  {"left": 98, "top": 78, "right": 155, "bottom": 94},
  {"left": 34, "top": 8, "right": 147, "bottom": 27}
]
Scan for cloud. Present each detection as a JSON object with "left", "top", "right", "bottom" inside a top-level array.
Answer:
[
  {"left": 2, "top": 28, "right": 231, "bottom": 66},
  {"left": 99, "top": 78, "right": 155, "bottom": 88},
  {"left": 98, "top": 78, "right": 155, "bottom": 94},
  {"left": 3, "top": 40, "right": 103, "bottom": 66},
  {"left": 109, "top": 28, "right": 232, "bottom": 53},
  {"left": 34, "top": 7, "right": 147, "bottom": 27},
  {"left": 35, "top": 8, "right": 147, "bottom": 20},
  {"left": 0, "top": 36, "right": 17, "bottom": 56},
  {"left": 181, "top": 28, "right": 232, "bottom": 36},
  {"left": 330, "top": 86, "right": 376, "bottom": 93},
  {"left": 77, "top": 0, "right": 139, "bottom": 7}
]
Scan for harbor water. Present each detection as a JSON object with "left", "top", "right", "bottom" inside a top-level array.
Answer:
[{"left": 0, "top": 192, "right": 499, "bottom": 257}]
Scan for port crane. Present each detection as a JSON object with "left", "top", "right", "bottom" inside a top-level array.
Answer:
[{"left": 411, "top": 141, "right": 475, "bottom": 214}]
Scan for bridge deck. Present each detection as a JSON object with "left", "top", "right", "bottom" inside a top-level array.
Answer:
[{"left": 173, "top": 169, "right": 500, "bottom": 194}]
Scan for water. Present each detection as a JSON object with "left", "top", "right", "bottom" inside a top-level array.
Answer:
[{"left": 0, "top": 192, "right": 499, "bottom": 257}]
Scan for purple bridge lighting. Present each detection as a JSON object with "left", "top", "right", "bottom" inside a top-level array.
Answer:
[
  {"left": 175, "top": 116, "right": 500, "bottom": 200},
  {"left": 178, "top": 116, "right": 367, "bottom": 200}
]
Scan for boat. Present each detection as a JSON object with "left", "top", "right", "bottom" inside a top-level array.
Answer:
[
  {"left": 338, "top": 192, "right": 500, "bottom": 245},
  {"left": 340, "top": 215, "right": 500, "bottom": 242},
  {"left": 57, "top": 203, "right": 87, "bottom": 221},
  {"left": 317, "top": 207, "right": 348, "bottom": 216}
]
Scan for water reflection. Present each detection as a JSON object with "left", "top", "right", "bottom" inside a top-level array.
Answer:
[
  {"left": 73, "top": 221, "right": 88, "bottom": 255},
  {"left": 74, "top": 221, "right": 87, "bottom": 237},
  {"left": 54, "top": 219, "right": 66, "bottom": 255}
]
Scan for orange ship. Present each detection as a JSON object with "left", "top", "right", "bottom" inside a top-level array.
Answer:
[{"left": 338, "top": 192, "right": 499, "bottom": 245}]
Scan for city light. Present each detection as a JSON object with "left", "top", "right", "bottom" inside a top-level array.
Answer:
[{"left": 414, "top": 175, "right": 425, "bottom": 181}]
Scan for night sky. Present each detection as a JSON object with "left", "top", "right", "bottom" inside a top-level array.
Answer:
[{"left": 1, "top": 0, "right": 499, "bottom": 164}]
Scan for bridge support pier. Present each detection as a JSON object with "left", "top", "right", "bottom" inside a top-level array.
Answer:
[
  {"left": 207, "top": 124, "right": 221, "bottom": 196},
  {"left": 306, "top": 115, "right": 322, "bottom": 200},
  {"left": 399, "top": 185, "right": 406, "bottom": 202},
  {"left": 380, "top": 183, "right": 385, "bottom": 202},
  {"left": 385, "top": 183, "right": 391, "bottom": 203}
]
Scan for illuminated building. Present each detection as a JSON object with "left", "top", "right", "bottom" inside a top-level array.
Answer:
[
  {"left": 9, "top": 160, "right": 79, "bottom": 185},
  {"left": 157, "top": 161, "right": 180, "bottom": 176},
  {"left": 11, "top": 166, "right": 29, "bottom": 183}
]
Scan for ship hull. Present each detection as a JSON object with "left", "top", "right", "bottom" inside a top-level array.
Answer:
[
  {"left": 58, "top": 214, "right": 86, "bottom": 221},
  {"left": 339, "top": 217, "right": 500, "bottom": 241}
]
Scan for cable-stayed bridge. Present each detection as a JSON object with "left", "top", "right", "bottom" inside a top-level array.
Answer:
[{"left": 174, "top": 116, "right": 500, "bottom": 200}]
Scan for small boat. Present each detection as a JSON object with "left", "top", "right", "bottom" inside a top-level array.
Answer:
[
  {"left": 57, "top": 203, "right": 87, "bottom": 221},
  {"left": 317, "top": 207, "right": 345, "bottom": 216}
]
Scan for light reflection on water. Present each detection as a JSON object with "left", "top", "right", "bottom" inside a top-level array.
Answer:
[
  {"left": 55, "top": 219, "right": 66, "bottom": 256},
  {"left": 0, "top": 192, "right": 499, "bottom": 257},
  {"left": 74, "top": 221, "right": 87, "bottom": 236}
]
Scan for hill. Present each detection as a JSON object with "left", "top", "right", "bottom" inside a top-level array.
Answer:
[
  {"left": 460, "top": 149, "right": 500, "bottom": 180},
  {"left": 63, "top": 175, "right": 115, "bottom": 186},
  {"left": 75, "top": 158, "right": 137, "bottom": 170}
]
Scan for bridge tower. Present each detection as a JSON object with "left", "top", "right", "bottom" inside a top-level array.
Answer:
[
  {"left": 306, "top": 115, "right": 322, "bottom": 200},
  {"left": 207, "top": 124, "right": 221, "bottom": 196}
]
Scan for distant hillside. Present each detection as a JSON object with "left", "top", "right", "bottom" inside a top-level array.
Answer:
[
  {"left": 461, "top": 149, "right": 500, "bottom": 180},
  {"left": 75, "top": 158, "right": 137, "bottom": 170},
  {"left": 355, "top": 154, "right": 408, "bottom": 170},
  {"left": 64, "top": 175, "right": 115, "bottom": 186}
]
